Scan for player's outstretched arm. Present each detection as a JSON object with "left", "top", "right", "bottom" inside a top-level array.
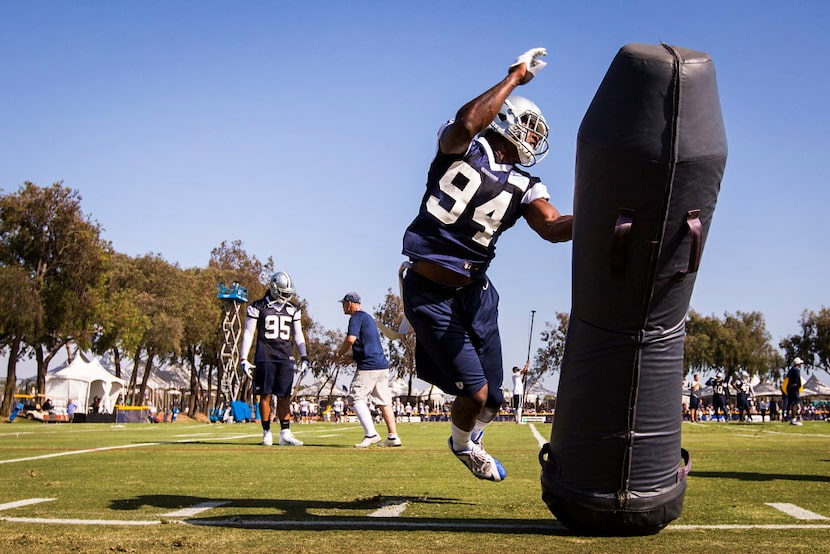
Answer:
[
  {"left": 525, "top": 198, "right": 573, "bottom": 243},
  {"left": 439, "top": 48, "right": 547, "bottom": 155}
]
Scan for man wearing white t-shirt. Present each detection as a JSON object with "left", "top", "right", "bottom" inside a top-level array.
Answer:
[{"left": 512, "top": 362, "right": 529, "bottom": 424}]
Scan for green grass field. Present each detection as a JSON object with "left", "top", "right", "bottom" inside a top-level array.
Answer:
[{"left": 1, "top": 418, "right": 828, "bottom": 553}]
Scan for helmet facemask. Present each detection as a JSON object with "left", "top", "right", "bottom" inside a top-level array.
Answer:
[{"left": 488, "top": 95, "right": 550, "bottom": 167}]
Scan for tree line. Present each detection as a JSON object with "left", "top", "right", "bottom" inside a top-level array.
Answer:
[
  {"left": 527, "top": 308, "right": 829, "bottom": 391},
  {"left": 0, "top": 182, "right": 424, "bottom": 417},
  {"left": 1, "top": 182, "right": 827, "bottom": 417}
]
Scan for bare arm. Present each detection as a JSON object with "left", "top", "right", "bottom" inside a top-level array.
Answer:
[
  {"left": 524, "top": 198, "right": 574, "bottom": 243},
  {"left": 439, "top": 66, "right": 528, "bottom": 155},
  {"left": 334, "top": 335, "right": 357, "bottom": 364},
  {"left": 438, "top": 45, "right": 551, "bottom": 156}
]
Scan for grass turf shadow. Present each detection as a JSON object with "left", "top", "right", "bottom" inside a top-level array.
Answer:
[{"left": 110, "top": 494, "right": 567, "bottom": 535}]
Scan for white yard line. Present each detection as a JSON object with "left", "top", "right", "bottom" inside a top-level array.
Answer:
[
  {"left": 766, "top": 503, "right": 828, "bottom": 520},
  {"left": 1, "top": 496, "right": 829, "bottom": 531},
  {"left": 0, "top": 433, "right": 260, "bottom": 465},
  {"left": 187, "top": 518, "right": 563, "bottom": 530},
  {"left": 0, "top": 442, "right": 158, "bottom": 465},
  {"left": 1, "top": 514, "right": 829, "bottom": 531},
  {"left": 2, "top": 516, "right": 160, "bottom": 526}
]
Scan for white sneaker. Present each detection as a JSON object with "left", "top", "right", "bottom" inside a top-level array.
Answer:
[
  {"left": 278, "top": 431, "right": 303, "bottom": 446},
  {"left": 380, "top": 436, "right": 402, "bottom": 447},
  {"left": 262, "top": 430, "right": 273, "bottom": 446},
  {"left": 448, "top": 437, "right": 506, "bottom": 482},
  {"left": 354, "top": 435, "right": 381, "bottom": 448},
  {"left": 791, "top": 419, "right": 803, "bottom": 426}
]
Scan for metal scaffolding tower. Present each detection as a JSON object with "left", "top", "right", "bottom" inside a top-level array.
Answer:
[{"left": 217, "top": 282, "right": 249, "bottom": 413}]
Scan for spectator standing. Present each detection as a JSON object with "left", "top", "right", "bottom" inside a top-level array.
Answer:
[
  {"left": 689, "top": 374, "right": 702, "bottom": 422},
  {"left": 333, "top": 397, "right": 344, "bottom": 423},
  {"left": 66, "top": 399, "right": 78, "bottom": 423},
  {"left": 786, "top": 357, "right": 804, "bottom": 425},
  {"left": 335, "top": 292, "right": 402, "bottom": 447},
  {"left": 299, "top": 398, "right": 310, "bottom": 424}
]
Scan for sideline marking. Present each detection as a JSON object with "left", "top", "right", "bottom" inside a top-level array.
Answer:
[
  {"left": 161, "top": 501, "right": 229, "bottom": 518},
  {"left": 766, "top": 503, "right": 828, "bottom": 520},
  {"left": 0, "top": 498, "right": 55, "bottom": 511},
  {"left": 368, "top": 500, "right": 408, "bottom": 518}
]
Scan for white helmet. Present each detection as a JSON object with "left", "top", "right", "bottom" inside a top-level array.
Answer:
[
  {"left": 268, "top": 271, "right": 295, "bottom": 302},
  {"left": 488, "top": 95, "right": 550, "bottom": 167},
  {"left": 716, "top": 371, "right": 724, "bottom": 379}
]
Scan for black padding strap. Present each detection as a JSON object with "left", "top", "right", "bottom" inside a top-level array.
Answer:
[
  {"left": 674, "top": 210, "right": 702, "bottom": 281},
  {"left": 610, "top": 208, "right": 635, "bottom": 279}
]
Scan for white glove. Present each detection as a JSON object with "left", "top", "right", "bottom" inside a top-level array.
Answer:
[
  {"left": 299, "top": 357, "right": 310, "bottom": 375},
  {"left": 510, "top": 47, "right": 547, "bottom": 84},
  {"left": 240, "top": 360, "right": 253, "bottom": 379}
]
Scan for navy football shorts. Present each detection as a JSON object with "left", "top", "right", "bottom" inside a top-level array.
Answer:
[
  {"left": 253, "top": 360, "right": 294, "bottom": 397},
  {"left": 787, "top": 387, "right": 800, "bottom": 406},
  {"left": 402, "top": 270, "right": 504, "bottom": 407}
]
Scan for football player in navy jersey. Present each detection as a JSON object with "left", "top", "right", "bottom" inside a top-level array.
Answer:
[
  {"left": 240, "top": 271, "right": 309, "bottom": 446},
  {"left": 401, "top": 47, "right": 573, "bottom": 481},
  {"left": 706, "top": 372, "right": 729, "bottom": 422}
]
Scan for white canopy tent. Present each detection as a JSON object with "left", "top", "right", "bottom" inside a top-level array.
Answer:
[
  {"left": 751, "top": 380, "right": 781, "bottom": 398},
  {"left": 418, "top": 385, "right": 450, "bottom": 404},
  {"left": 46, "top": 354, "right": 125, "bottom": 414},
  {"left": 389, "top": 377, "right": 421, "bottom": 399},
  {"left": 524, "top": 381, "right": 557, "bottom": 404},
  {"left": 803, "top": 374, "right": 830, "bottom": 398},
  {"left": 119, "top": 360, "right": 205, "bottom": 410}
]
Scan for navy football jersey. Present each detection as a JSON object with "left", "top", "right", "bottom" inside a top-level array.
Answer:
[
  {"left": 246, "top": 296, "right": 303, "bottom": 362},
  {"left": 403, "top": 128, "right": 550, "bottom": 277}
]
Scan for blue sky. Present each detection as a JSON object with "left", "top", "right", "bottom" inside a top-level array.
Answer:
[{"left": 1, "top": 1, "right": 828, "bottom": 387}]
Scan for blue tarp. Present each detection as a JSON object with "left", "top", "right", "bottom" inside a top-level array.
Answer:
[{"left": 230, "top": 400, "right": 252, "bottom": 422}]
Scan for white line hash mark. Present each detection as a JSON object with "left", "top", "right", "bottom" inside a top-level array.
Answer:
[
  {"left": 161, "top": 501, "right": 230, "bottom": 518},
  {"left": 766, "top": 503, "right": 828, "bottom": 520},
  {"left": 369, "top": 500, "right": 408, "bottom": 518}
]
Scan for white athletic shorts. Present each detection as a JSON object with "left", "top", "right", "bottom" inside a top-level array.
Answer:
[{"left": 349, "top": 369, "right": 392, "bottom": 406}]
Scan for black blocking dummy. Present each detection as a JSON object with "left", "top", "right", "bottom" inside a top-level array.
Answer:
[{"left": 539, "top": 44, "right": 727, "bottom": 535}]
